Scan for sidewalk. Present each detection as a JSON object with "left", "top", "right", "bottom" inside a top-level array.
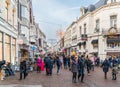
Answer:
[
  {"left": 0, "top": 67, "right": 120, "bottom": 87},
  {"left": 0, "top": 85, "right": 42, "bottom": 87},
  {"left": 85, "top": 67, "right": 120, "bottom": 87}
]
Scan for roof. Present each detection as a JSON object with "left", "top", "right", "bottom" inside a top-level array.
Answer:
[
  {"left": 85, "top": 0, "right": 108, "bottom": 12},
  {"left": 94, "top": 0, "right": 108, "bottom": 9}
]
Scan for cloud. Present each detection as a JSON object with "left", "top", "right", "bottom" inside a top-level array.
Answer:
[
  {"left": 32, "top": 0, "right": 80, "bottom": 40},
  {"left": 32, "top": 0, "right": 99, "bottom": 40}
]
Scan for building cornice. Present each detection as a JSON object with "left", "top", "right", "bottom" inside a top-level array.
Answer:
[{"left": 77, "top": 2, "right": 120, "bottom": 23}]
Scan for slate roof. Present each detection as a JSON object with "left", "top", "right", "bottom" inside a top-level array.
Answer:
[{"left": 87, "top": 0, "right": 108, "bottom": 12}]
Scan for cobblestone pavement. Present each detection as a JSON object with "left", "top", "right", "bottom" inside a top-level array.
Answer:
[{"left": 0, "top": 67, "right": 120, "bottom": 87}]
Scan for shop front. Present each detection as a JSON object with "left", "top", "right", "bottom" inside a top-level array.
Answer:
[
  {"left": 105, "top": 27, "right": 120, "bottom": 56},
  {"left": 19, "top": 44, "right": 29, "bottom": 59},
  {"left": 0, "top": 31, "right": 17, "bottom": 64}
]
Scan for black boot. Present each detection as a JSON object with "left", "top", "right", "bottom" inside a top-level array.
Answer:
[
  {"left": 81, "top": 74, "right": 84, "bottom": 83},
  {"left": 78, "top": 74, "right": 81, "bottom": 80}
]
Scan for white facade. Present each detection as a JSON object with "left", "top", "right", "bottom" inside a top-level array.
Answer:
[
  {"left": 64, "top": 0, "right": 120, "bottom": 60},
  {"left": 0, "top": 0, "right": 18, "bottom": 64}
]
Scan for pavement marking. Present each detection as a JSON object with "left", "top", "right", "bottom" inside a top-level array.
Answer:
[{"left": 0, "top": 85, "right": 42, "bottom": 87}]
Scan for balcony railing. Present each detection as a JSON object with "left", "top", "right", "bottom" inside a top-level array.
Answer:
[
  {"left": 105, "top": 47, "right": 120, "bottom": 52},
  {"left": 102, "top": 28, "right": 120, "bottom": 35},
  {"left": 0, "top": 17, "right": 17, "bottom": 32},
  {"left": 20, "top": 35, "right": 29, "bottom": 45},
  {"left": 81, "top": 34, "right": 87, "bottom": 40}
]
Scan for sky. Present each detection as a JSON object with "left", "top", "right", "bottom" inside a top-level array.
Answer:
[{"left": 32, "top": 0, "right": 99, "bottom": 41}]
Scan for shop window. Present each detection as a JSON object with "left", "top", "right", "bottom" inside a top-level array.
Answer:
[
  {"left": 93, "top": 44, "right": 98, "bottom": 49},
  {"left": 5, "top": 44, "right": 10, "bottom": 62},
  {"left": 0, "top": 43, "right": 3, "bottom": 61},
  {"left": 11, "top": 38, "right": 16, "bottom": 64},
  {"left": 5, "top": 34, "right": 10, "bottom": 43},
  {"left": 5, "top": 34, "right": 10, "bottom": 62},
  {"left": 107, "top": 43, "right": 120, "bottom": 48},
  {"left": 83, "top": 44, "right": 86, "bottom": 49}
]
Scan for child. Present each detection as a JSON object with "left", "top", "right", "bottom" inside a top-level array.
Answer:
[{"left": 112, "top": 66, "right": 118, "bottom": 80}]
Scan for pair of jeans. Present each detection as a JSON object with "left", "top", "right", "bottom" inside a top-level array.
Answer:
[
  {"left": 50, "top": 68, "right": 53, "bottom": 75},
  {"left": 78, "top": 69, "right": 84, "bottom": 82},
  {"left": 87, "top": 66, "right": 90, "bottom": 74},
  {"left": 57, "top": 66, "right": 60, "bottom": 74}
]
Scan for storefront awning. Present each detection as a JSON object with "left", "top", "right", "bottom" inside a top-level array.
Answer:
[
  {"left": 91, "top": 39, "right": 98, "bottom": 44},
  {"left": 77, "top": 42, "right": 82, "bottom": 46},
  {"left": 107, "top": 38, "right": 120, "bottom": 43},
  {"left": 81, "top": 41, "right": 86, "bottom": 45}
]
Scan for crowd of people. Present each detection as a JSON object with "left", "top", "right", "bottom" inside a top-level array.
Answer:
[{"left": 0, "top": 53, "right": 120, "bottom": 84}]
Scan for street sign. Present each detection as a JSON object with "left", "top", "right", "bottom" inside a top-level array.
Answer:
[{"left": 31, "top": 46, "right": 37, "bottom": 51}]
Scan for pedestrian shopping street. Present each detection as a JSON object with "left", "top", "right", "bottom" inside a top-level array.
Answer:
[
  {"left": 1, "top": 0, "right": 120, "bottom": 87},
  {"left": 0, "top": 67, "right": 120, "bottom": 87}
]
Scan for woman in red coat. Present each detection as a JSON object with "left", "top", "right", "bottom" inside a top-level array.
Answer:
[{"left": 41, "top": 60, "right": 45, "bottom": 71}]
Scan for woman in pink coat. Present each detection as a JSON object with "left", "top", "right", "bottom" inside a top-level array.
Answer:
[{"left": 37, "top": 57, "right": 42, "bottom": 73}]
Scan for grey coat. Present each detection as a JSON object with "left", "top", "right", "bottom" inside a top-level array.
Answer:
[{"left": 71, "top": 61, "right": 78, "bottom": 73}]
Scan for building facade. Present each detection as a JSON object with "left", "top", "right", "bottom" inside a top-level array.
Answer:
[
  {"left": 64, "top": 0, "right": 120, "bottom": 60},
  {"left": 17, "top": 0, "right": 31, "bottom": 60},
  {"left": 0, "top": 0, "right": 18, "bottom": 64},
  {"left": 64, "top": 25, "right": 72, "bottom": 55}
]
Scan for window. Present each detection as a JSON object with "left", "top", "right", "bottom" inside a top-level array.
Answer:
[
  {"left": 84, "top": 24, "right": 86, "bottom": 34},
  {"left": 111, "top": 0, "right": 116, "bottom": 3},
  {"left": 79, "top": 26, "right": 82, "bottom": 36},
  {"left": 21, "top": 25, "right": 29, "bottom": 40},
  {"left": 107, "top": 43, "right": 120, "bottom": 48},
  {"left": 110, "top": 15, "right": 117, "bottom": 28},
  {"left": 96, "top": 19, "right": 100, "bottom": 29},
  {"left": 21, "top": 5, "right": 27, "bottom": 18},
  {"left": 6, "top": 0, "right": 10, "bottom": 21},
  {"left": 4, "top": 34, "right": 10, "bottom": 62},
  {"left": 0, "top": 32, "right": 3, "bottom": 61},
  {"left": 11, "top": 38, "right": 16, "bottom": 64},
  {"left": 93, "top": 44, "right": 98, "bottom": 49},
  {"left": 72, "top": 27, "right": 76, "bottom": 33}
]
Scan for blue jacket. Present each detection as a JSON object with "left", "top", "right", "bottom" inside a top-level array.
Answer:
[{"left": 102, "top": 60, "right": 110, "bottom": 73}]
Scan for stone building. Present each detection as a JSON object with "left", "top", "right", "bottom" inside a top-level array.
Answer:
[
  {"left": 64, "top": 0, "right": 120, "bottom": 60},
  {"left": 0, "top": 0, "right": 18, "bottom": 64}
]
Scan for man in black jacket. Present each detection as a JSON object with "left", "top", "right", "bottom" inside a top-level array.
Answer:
[{"left": 19, "top": 58, "right": 27, "bottom": 80}]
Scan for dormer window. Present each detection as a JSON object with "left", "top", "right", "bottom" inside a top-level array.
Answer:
[{"left": 111, "top": 0, "right": 116, "bottom": 3}]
